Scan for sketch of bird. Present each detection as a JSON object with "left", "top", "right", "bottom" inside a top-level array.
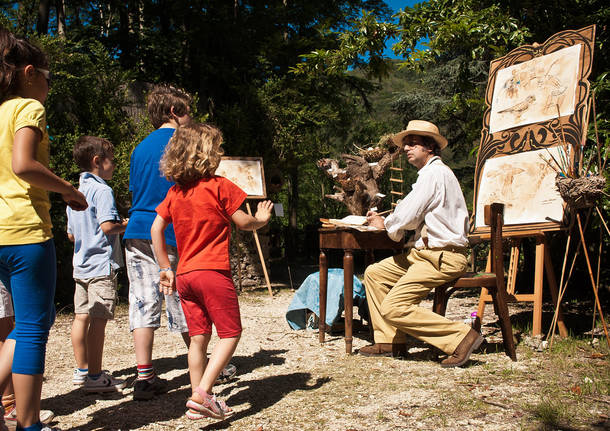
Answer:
[
  {"left": 502, "top": 70, "right": 521, "bottom": 98},
  {"left": 497, "top": 95, "right": 536, "bottom": 118}
]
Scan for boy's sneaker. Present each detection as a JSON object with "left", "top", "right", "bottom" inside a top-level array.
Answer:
[
  {"left": 216, "top": 364, "right": 237, "bottom": 384},
  {"left": 133, "top": 376, "right": 168, "bottom": 400},
  {"left": 4, "top": 404, "right": 54, "bottom": 429},
  {"left": 0, "top": 405, "right": 11, "bottom": 431},
  {"left": 84, "top": 372, "right": 126, "bottom": 393},
  {"left": 73, "top": 368, "right": 88, "bottom": 386}
]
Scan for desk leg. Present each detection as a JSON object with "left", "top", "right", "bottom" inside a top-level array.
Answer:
[
  {"left": 319, "top": 249, "right": 328, "bottom": 344},
  {"left": 344, "top": 249, "right": 354, "bottom": 354}
]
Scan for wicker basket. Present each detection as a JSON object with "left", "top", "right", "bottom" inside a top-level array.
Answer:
[
  {"left": 358, "top": 147, "right": 386, "bottom": 162},
  {"left": 556, "top": 175, "right": 606, "bottom": 209}
]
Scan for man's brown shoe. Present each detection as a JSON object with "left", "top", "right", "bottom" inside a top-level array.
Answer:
[
  {"left": 357, "top": 343, "right": 407, "bottom": 358},
  {"left": 441, "top": 329, "right": 484, "bottom": 368}
]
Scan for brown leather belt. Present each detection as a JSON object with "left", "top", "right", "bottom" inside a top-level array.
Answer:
[{"left": 421, "top": 245, "right": 469, "bottom": 254}]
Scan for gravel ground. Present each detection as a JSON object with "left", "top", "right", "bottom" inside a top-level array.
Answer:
[{"left": 39, "top": 285, "right": 609, "bottom": 431}]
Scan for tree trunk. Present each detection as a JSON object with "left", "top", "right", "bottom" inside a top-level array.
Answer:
[
  {"left": 285, "top": 165, "right": 299, "bottom": 258},
  {"left": 56, "top": 0, "right": 66, "bottom": 37},
  {"left": 37, "top": 0, "right": 50, "bottom": 34}
]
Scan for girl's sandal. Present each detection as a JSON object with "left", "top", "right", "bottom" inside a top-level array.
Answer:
[
  {"left": 185, "top": 408, "right": 206, "bottom": 420},
  {"left": 185, "top": 387, "right": 234, "bottom": 420}
]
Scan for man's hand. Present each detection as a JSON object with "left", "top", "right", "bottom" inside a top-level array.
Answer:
[
  {"left": 159, "top": 269, "right": 175, "bottom": 295},
  {"left": 366, "top": 211, "right": 386, "bottom": 230}
]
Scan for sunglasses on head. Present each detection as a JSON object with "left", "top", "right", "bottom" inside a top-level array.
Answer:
[{"left": 36, "top": 68, "right": 51, "bottom": 85}]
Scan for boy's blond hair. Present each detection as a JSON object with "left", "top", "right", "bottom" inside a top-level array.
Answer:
[
  {"left": 161, "top": 123, "right": 224, "bottom": 187},
  {"left": 147, "top": 84, "right": 192, "bottom": 129}
]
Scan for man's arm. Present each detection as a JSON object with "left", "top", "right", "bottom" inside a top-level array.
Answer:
[{"left": 382, "top": 171, "right": 437, "bottom": 241}]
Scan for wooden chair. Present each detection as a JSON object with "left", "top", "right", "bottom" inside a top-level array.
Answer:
[{"left": 432, "top": 203, "right": 517, "bottom": 361}]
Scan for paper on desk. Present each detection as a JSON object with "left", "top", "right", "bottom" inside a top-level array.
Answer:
[
  {"left": 329, "top": 215, "right": 367, "bottom": 225},
  {"left": 322, "top": 215, "right": 381, "bottom": 231}
]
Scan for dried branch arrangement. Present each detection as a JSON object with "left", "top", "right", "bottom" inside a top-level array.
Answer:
[{"left": 317, "top": 134, "right": 402, "bottom": 216}]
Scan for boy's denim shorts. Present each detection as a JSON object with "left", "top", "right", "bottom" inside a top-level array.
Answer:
[
  {"left": 125, "top": 239, "right": 188, "bottom": 333},
  {"left": 73, "top": 273, "right": 117, "bottom": 319}
]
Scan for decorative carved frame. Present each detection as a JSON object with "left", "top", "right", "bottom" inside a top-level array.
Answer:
[{"left": 471, "top": 25, "right": 596, "bottom": 236}]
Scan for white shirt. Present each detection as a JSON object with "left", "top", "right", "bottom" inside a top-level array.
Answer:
[{"left": 384, "top": 156, "right": 469, "bottom": 248}]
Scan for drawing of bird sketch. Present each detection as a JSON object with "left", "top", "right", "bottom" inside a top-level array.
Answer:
[
  {"left": 475, "top": 146, "right": 566, "bottom": 227},
  {"left": 489, "top": 44, "right": 581, "bottom": 133},
  {"left": 216, "top": 157, "right": 266, "bottom": 198}
]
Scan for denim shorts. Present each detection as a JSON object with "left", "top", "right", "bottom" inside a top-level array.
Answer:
[
  {"left": 125, "top": 239, "right": 188, "bottom": 333},
  {"left": 0, "top": 281, "right": 14, "bottom": 319}
]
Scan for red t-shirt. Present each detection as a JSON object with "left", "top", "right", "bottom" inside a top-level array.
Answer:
[{"left": 156, "top": 176, "right": 247, "bottom": 274}]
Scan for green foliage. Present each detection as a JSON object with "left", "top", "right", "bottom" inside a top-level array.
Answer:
[
  {"left": 291, "top": 10, "right": 398, "bottom": 80},
  {"left": 393, "top": 0, "right": 530, "bottom": 65}
]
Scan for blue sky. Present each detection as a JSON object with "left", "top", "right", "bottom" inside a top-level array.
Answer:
[{"left": 383, "top": 0, "right": 424, "bottom": 59}]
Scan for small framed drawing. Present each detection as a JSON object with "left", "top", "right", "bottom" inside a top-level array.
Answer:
[{"left": 216, "top": 156, "right": 267, "bottom": 199}]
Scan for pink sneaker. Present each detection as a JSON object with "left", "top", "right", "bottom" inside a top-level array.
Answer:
[{"left": 185, "top": 387, "right": 234, "bottom": 420}]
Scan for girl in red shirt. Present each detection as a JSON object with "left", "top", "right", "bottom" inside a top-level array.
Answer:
[{"left": 151, "top": 123, "right": 272, "bottom": 420}]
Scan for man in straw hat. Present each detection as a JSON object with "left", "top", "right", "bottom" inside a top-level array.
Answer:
[{"left": 359, "top": 120, "right": 483, "bottom": 367}]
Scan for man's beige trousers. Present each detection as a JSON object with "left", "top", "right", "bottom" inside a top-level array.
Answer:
[{"left": 364, "top": 248, "right": 470, "bottom": 354}]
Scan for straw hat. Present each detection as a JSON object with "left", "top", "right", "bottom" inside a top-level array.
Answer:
[{"left": 392, "top": 120, "right": 448, "bottom": 150}]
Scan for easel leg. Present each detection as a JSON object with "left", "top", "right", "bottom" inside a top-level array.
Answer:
[
  {"left": 475, "top": 253, "right": 493, "bottom": 330},
  {"left": 533, "top": 238, "right": 544, "bottom": 336},
  {"left": 507, "top": 240, "right": 521, "bottom": 296},
  {"left": 246, "top": 202, "right": 273, "bottom": 297},
  {"left": 234, "top": 230, "right": 243, "bottom": 291},
  {"left": 543, "top": 237, "right": 568, "bottom": 337}
]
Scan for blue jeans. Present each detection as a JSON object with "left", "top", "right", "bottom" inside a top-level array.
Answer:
[{"left": 0, "top": 240, "right": 56, "bottom": 375}]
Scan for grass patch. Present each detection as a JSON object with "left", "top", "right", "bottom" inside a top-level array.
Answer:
[{"left": 528, "top": 397, "right": 569, "bottom": 429}]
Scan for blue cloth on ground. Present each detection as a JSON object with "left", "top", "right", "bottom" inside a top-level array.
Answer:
[{"left": 286, "top": 268, "right": 367, "bottom": 330}]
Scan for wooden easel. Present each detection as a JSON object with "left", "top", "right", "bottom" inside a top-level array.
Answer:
[
  {"left": 470, "top": 26, "right": 596, "bottom": 338},
  {"left": 476, "top": 231, "right": 568, "bottom": 337}
]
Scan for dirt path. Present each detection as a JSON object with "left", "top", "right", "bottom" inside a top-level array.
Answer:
[{"left": 41, "top": 288, "right": 609, "bottom": 430}]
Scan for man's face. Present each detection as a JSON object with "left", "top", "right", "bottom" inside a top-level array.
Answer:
[{"left": 403, "top": 135, "right": 433, "bottom": 169}]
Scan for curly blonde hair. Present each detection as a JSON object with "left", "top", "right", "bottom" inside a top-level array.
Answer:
[{"left": 161, "top": 123, "right": 224, "bottom": 187}]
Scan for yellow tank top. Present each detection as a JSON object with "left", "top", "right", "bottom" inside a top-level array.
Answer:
[{"left": 0, "top": 97, "right": 53, "bottom": 245}]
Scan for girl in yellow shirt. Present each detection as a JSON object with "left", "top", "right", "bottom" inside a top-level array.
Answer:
[{"left": 0, "top": 27, "right": 87, "bottom": 431}]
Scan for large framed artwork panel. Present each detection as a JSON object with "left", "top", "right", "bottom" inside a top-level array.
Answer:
[{"left": 472, "top": 26, "right": 595, "bottom": 236}]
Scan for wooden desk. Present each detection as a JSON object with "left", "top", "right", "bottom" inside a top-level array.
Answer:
[{"left": 319, "top": 227, "right": 404, "bottom": 354}]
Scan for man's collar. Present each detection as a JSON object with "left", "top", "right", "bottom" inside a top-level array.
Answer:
[{"left": 418, "top": 155, "right": 441, "bottom": 171}]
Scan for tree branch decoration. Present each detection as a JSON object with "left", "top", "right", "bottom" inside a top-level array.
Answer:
[{"left": 317, "top": 134, "right": 402, "bottom": 215}]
